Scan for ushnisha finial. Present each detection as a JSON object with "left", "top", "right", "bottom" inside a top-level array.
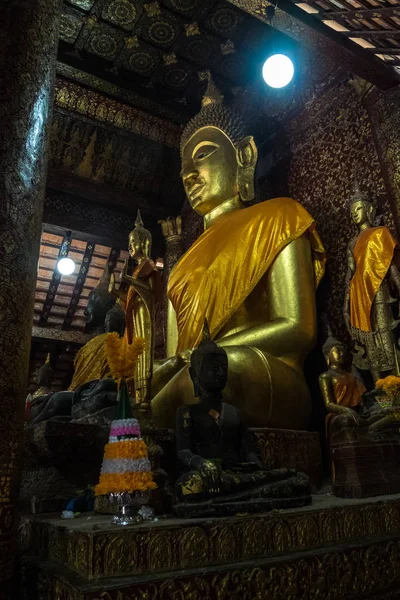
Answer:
[
  {"left": 180, "top": 72, "right": 246, "bottom": 154},
  {"left": 135, "top": 209, "right": 144, "bottom": 229},
  {"left": 202, "top": 72, "right": 224, "bottom": 108},
  {"left": 202, "top": 318, "right": 211, "bottom": 341},
  {"left": 349, "top": 175, "right": 369, "bottom": 205},
  {"left": 322, "top": 335, "right": 344, "bottom": 356},
  {"left": 45, "top": 353, "right": 51, "bottom": 365}
]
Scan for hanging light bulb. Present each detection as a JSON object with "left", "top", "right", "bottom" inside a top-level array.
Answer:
[
  {"left": 262, "top": 53, "right": 294, "bottom": 88},
  {"left": 57, "top": 257, "right": 76, "bottom": 275},
  {"left": 262, "top": 4, "right": 295, "bottom": 89}
]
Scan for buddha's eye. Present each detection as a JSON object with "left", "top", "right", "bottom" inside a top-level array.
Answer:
[{"left": 194, "top": 144, "right": 217, "bottom": 161}]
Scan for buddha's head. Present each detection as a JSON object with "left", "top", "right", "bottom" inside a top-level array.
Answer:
[
  {"left": 322, "top": 336, "right": 346, "bottom": 369},
  {"left": 190, "top": 320, "right": 228, "bottom": 398},
  {"left": 180, "top": 74, "right": 258, "bottom": 217},
  {"left": 36, "top": 353, "right": 54, "bottom": 388},
  {"left": 85, "top": 262, "right": 116, "bottom": 331},
  {"left": 128, "top": 210, "right": 152, "bottom": 261},
  {"left": 349, "top": 179, "right": 375, "bottom": 229}
]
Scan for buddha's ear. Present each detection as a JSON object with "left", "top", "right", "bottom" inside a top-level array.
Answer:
[{"left": 237, "top": 136, "right": 258, "bottom": 203}]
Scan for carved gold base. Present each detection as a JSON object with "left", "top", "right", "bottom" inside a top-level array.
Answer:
[
  {"left": 20, "top": 531, "right": 400, "bottom": 599},
  {"left": 252, "top": 428, "right": 322, "bottom": 488},
  {"left": 22, "top": 493, "right": 400, "bottom": 582}
]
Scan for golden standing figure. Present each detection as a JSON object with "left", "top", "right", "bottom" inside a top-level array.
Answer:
[
  {"left": 151, "top": 75, "right": 326, "bottom": 429},
  {"left": 344, "top": 181, "right": 400, "bottom": 382},
  {"left": 119, "top": 211, "right": 161, "bottom": 407}
]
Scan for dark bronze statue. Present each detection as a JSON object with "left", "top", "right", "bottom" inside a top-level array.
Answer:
[
  {"left": 26, "top": 265, "right": 125, "bottom": 426},
  {"left": 174, "top": 324, "right": 311, "bottom": 518}
]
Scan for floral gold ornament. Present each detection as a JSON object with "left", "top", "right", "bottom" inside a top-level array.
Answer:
[{"left": 185, "top": 22, "right": 200, "bottom": 36}]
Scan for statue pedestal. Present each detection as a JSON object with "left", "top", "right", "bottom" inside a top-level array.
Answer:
[
  {"left": 19, "top": 493, "right": 400, "bottom": 598},
  {"left": 332, "top": 440, "right": 400, "bottom": 498},
  {"left": 252, "top": 428, "right": 322, "bottom": 489}
]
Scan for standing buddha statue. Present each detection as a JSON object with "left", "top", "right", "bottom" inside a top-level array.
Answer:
[
  {"left": 151, "top": 74, "right": 326, "bottom": 429},
  {"left": 344, "top": 180, "right": 400, "bottom": 382},
  {"left": 119, "top": 211, "right": 161, "bottom": 407}
]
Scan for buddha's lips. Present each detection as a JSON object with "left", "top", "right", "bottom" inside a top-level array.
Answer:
[{"left": 188, "top": 181, "right": 205, "bottom": 199}]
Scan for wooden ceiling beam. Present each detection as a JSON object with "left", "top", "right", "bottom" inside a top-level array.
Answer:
[
  {"left": 62, "top": 241, "right": 95, "bottom": 330},
  {"left": 32, "top": 325, "right": 92, "bottom": 346},
  {"left": 367, "top": 47, "right": 400, "bottom": 53},
  {"left": 315, "top": 6, "right": 400, "bottom": 19},
  {"left": 342, "top": 29, "right": 400, "bottom": 37},
  {"left": 38, "top": 231, "right": 72, "bottom": 327}
]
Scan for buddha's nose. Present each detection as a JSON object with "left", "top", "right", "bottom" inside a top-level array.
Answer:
[{"left": 182, "top": 170, "right": 199, "bottom": 189}]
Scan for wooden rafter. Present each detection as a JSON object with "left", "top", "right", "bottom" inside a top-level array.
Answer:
[
  {"left": 38, "top": 231, "right": 72, "bottom": 327},
  {"left": 315, "top": 6, "right": 400, "bottom": 20},
  {"left": 62, "top": 241, "right": 95, "bottom": 330},
  {"left": 367, "top": 47, "right": 400, "bottom": 53},
  {"left": 341, "top": 30, "right": 400, "bottom": 37}
]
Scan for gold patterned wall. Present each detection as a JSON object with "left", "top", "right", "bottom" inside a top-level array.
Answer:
[{"left": 270, "top": 80, "right": 394, "bottom": 340}]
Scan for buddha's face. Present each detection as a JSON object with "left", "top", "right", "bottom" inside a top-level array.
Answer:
[
  {"left": 351, "top": 200, "right": 372, "bottom": 227},
  {"left": 327, "top": 344, "right": 345, "bottom": 367},
  {"left": 85, "top": 291, "right": 104, "bottom": 326},
  {"left": 197, "top": 353, "right": 228, "bottom": 395},
  {"left": 181, "top": 127, "right": 238, "bottom": 216},
  {"left": 129, "top": 233, "right": 148, "bottom": 259}
]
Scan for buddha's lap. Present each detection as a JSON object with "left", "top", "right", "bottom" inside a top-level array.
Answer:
[{"left": 151, "top": 346, "right": 311, "bottom": 429}]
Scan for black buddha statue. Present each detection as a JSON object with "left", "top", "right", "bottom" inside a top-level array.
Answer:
[
  {"left": 26, "top": 265, "right": 125, "bottom": 426},
  {"left": 174, "top": 324, "right": 311, "bottom": 518}
]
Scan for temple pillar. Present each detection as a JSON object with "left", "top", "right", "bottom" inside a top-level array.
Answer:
[
  {"left": 361, "top": 83, "right": 400, "bottom": 236},
  {"left": 159, "top": 217, "right": 183, "bottom": 357},
  {"left": 0, "top": 0, "right": 61, "bottom": 590}
]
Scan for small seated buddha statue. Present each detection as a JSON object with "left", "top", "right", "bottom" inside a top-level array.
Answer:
[
  {"left": 344, "top": 180, "right": 400, "bottom": 383},
  {"left": 319, "top": 336, "right": 367, "bottom": 445},
  {"left": 319, "top": 336, "right": 391, "bottom": 445},
  {"left": 174, "top": 324, "right": 311, "bottom": 518},
  {"left": 151, "top": 74, "right": 326, "bottom": 429},
  {"left": 116, "top": 211, "right": 161, "bottom": 407}
]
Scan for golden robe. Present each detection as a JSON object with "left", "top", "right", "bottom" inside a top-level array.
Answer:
[
  {"left": 69, "top": 334, "right": 110, "bottom": 391},
  {"left": 350, "top": 227, "right": 397, "bottom": 332},
  {"left": 333, "top": 373, "right": 365, "bottom": 408},
  {"left": 168, "top": 197, "right": 325, "bottom": 353}
]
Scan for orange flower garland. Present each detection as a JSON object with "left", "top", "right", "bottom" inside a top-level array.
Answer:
[
  {"left": 103, "top": 439, "right": 148, "bottom": 460},
  {"left": 105, "top": 332, "right": 145, "bottom": 386},
  {"left": 96, "top": 473, "right": 157, "bottom": 495}
]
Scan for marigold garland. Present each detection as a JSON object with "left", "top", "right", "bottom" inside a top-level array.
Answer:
[
  {"left": 103, "top": 439, "right": 148, "bottom": 460},
  {"left": 95, "top": 472, "right": 157, "bottom": 495},
  {"left": 104, "top": 332, "right": 145, "bottom": 386},
  {"left": 376, "top": 375, "right": 400, "bottom": 401}
]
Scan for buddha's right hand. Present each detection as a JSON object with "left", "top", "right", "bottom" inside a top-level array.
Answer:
[{"left": 199, "top": 460, "right": 221, "bottom": 495}]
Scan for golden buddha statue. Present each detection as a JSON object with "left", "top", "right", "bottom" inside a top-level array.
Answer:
[
  {"left": 118, "top": 211, "right": 161, "bottom": 406},
  {"left": 151, "top": 75, "right": 326, "bottom": 429},
  {"left": 344, "top": 180, "right": 400, "bottom": 383},
  {"left": 319, "top": 336, "right": 365, "bottom": 444}
]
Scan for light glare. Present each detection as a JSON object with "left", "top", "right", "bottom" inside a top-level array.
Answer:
[
  {"left": 262, "top": 54, "right": 294, "bottom": 88},
  {"left": 57, "top": 257, "right": 75, "bottom": 275}
]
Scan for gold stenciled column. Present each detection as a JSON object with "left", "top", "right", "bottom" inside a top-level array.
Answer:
[
  {"left": 354, "top": 78, "right": 400, "bottom": 237},
  {"left": 0, "top": 0, "right": 61, "bottom": 588},
  {"left": 159, "top": 217, "right": 183, "bottom": 357}
]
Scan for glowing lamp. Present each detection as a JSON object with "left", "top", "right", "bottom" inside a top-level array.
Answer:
[
  {"left": 262, "top": 54, "right": 294, "bottom": 89},
  {"left": 57, "top": 257, "right": 75, "bottom": 275}
]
